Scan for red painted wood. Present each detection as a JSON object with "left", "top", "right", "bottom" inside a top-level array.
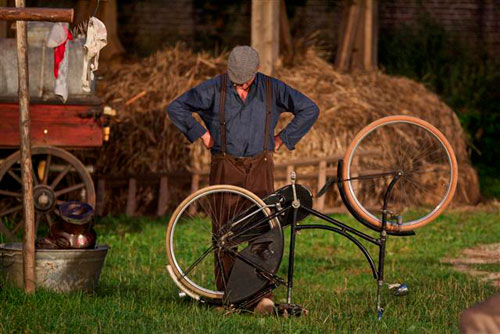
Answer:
[{"left": 0, "top": 103, "right": 103, "bottom": 148}]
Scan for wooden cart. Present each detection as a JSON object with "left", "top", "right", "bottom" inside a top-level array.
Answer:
[{"left": 0, "top": 97, "right": 104, "bottom": 240}]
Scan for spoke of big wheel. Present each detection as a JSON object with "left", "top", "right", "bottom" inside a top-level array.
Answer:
[
  {"left": 42, "top": 155, "right": 51, "bottom": 185},
  {"left": 31, "top": 164, "right": 39, "bottom": 186},
  {"left": 55, "top": 183, "right": 84, "bottom": 197},
  {"left": 0, "top": 205, "right": 23, "bottom": 217},
  {"left": 34, "top": 214, "right": 41, "bottom": 232},
  {"left": 0, "top": 190, "right": 22, "bottom": 198},
  {"left": 50, "top": 164, "right": 71, "bottom": 189},
  {"left": 7, "top": 169, "right": 22, "bottom": 185},
  {"left": 45, "top": 213, "right": 53, "bottom": 226},
  {"left": 181, "top": 245, "right": 216, "bottom": 280}
]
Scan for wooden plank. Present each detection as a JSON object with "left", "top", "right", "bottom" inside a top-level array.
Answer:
[
  {"left": 275, "top": 155, "right": 343, "bottom": 168},
  {"left": 251, "top": 0, "right": 279, "bottom": 76},
  {"left": 352, "top": 0, "right": 366, "bottom": 70},
  {"left": 279, "top": 0, "right": 293, "bottom": 59},
  {"left": 365, "top": 0, "right": 378, "bottom": 71},
  {"left": 126, "top": 178, "right": 137, "bottom": 216},
  {"left": 0, "top": 103, "right": 103, "bottom": 148},
  {"left": 157, "top": 176, "right": 169, "bottom": 217},
  {"left": 0, "top": 7, "right": 73, "bottom": 22},
  {"left": 96, "top": 178, "right": 105, "bottom": 216},
  {"left": 335, "top": 1, "right": 361, "bottom": 71},
  {"left": 316, "top": 161, "right": 327, "bottom": 211}
]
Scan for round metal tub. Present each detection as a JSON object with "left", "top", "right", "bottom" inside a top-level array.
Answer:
[{"left": 0, "top": 243, "right": 108, "bottom": 293}]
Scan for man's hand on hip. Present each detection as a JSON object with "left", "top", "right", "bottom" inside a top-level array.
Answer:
[
  {"left": 201, "top": 131, "right": 214, "bottom": 149},
  {"left": 274, "top": 135, "right": 283, "bottom": 152}
]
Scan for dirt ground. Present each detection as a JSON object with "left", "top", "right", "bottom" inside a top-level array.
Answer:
[{"left": 442, "top": 242, "right": 500, "bottom": 288}]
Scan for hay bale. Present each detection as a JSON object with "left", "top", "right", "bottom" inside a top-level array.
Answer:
[{"left": 96, "top": 45, "right": 479, "bottom": 214}]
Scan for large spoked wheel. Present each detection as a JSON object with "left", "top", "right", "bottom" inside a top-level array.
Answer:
[
  {"left": 166, "top": 185, "right": 281, "bottom": 303},
  {"left": 0, "top": 146, "right": 95, "bottom": 240},
  {"left": 342, "top": 115, "right": 458, "bottom": 232}
]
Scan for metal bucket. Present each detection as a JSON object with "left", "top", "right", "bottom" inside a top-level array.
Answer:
[{"left": 0, "top": 243, "right": 108, "bottom": 293}]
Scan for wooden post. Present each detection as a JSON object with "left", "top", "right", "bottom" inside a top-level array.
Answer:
[
  {"left": 126, "top": 178, "right": 137, "bottom": 216},
  {"left": 335, "top": 0, "right": 378, "bottom": 72},
  {"left": 157, "top": 176, "right": 169, "bottom": 217},
  {"left": 279, "top": 0, "right": 293, "bottom": 61},
  {"left": 316, "top": 160, "right": 327, "bottom": 211},
  {"left": 251, "top": 0, "right": 279, "bottom": 76},
  {"left": 335, "top": 1, "right": 360, "bottom": 72},
  {"left": 16, "top": 0, "right": 31, "bottom": 294},
  {"left": 15, "top": 0, "right": 35, "bottom": 294},
  {"left": 286, "top": 165, "right": 294, "bottom": 184},
  {"left": 364, "top": 0, "right": 378, "bottom": 71},
  {"left": 190, "top": 173, "right": 200, "bottom": 194},
  {"left": 0, "top": 4, "right": 73, "bottom": 293},
  {"left": 188, "top": 173, "right": 200, "bottom": 216},
  {"left": 96, "top": 178, "right": 105, "bottom": 216}
]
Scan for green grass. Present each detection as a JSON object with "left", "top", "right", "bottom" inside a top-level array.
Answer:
[{"left": 1, "top": 211, "right": 499, "bottom": 334}]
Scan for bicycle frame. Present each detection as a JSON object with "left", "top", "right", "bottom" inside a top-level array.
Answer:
[{"left": 225, "top": 159, "right": 416, "bottom": 319}]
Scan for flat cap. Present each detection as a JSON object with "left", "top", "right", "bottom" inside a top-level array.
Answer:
[{"left": 227, "top": 46, "right": 260, "bottom": 84}]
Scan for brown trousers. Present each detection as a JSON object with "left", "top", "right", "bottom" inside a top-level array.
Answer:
[{"left": 209, "top": 151, "right": 274, "bottom": 291}]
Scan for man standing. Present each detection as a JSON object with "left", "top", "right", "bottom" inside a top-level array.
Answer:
[{"left": 167, "top": 45, "right": 319, "bottom": 314}]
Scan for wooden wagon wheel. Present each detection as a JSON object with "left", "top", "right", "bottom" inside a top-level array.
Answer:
[{"left": 0, "top": 146, "right": 95, "bottom": 241}]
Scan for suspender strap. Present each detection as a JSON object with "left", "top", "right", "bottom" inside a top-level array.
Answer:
[
  {"left": 218, "top": 74, "right": 272, "bottom": 155},
  {"left": 219, "top": 73, "right": 228, "bottom": 154},
  {"left": 264, "top": 77, "right": 272, "bottom": 152}
]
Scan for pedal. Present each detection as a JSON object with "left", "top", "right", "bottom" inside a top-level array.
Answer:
[{"left": 388, "top": 282, "right": 409, "bottom": 296}]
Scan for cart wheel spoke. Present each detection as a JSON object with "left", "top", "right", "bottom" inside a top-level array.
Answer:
[
  {"left": 45, "top": 213, "right": 53, "bottom": 226},
  {"left": 50, "top": 164, "right": 71, "bottom": 189},
  {"left": 7, "top": 169, "right": 22, "bottom": 185},
  {"left": 55, "top": 183, "right": 84, "bottom": 197},
  {"left": 31, "top": 165, "right": 39, "bottom": 186},
  {"left": 0, "top": 190, "right": 22, "bottom": 198},
  {"left": 42, "top": 154, "right": 52, "bottom": 185},
  {"left": 0, "top": 205, "right": 23, "bottom": 217}
]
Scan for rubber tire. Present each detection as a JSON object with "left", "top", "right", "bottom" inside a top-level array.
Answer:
[
  {"left": 341, "top": 115, "right": 458, "bottom": 232},
  {"left": 165, "top": 184, "right": 279, "bottom": 301}
]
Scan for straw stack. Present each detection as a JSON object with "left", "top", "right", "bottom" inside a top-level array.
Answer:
[{"left": 95, "top": 45, "right": 479, "bottom": 214}]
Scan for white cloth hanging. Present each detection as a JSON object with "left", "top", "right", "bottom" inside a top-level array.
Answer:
[
  {"left": 82, "top": 17, "right": 107, "bottom": 92},
  {"left": 47, "top": 22, "right": 72, "bottom": 102}
]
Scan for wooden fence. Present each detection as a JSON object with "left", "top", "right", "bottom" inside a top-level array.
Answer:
[{"left": 96, "top": 155, "right": 344, "bottom": 216}]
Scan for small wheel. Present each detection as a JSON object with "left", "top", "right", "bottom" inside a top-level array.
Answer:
[
  {"left": 165, "top": 185, "right": 281, "bottom": 302},
  {"left": 0, "top": 146, "right": 95, "bottom": 240},
  {"left": 342, "top": 115, "right": 458, "bottom": 231}
]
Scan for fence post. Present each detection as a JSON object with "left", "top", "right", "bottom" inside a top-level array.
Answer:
[
  {"left": 96, "top": 177, "right": 105, "bottom": 216},
  {"left": 316, "top": 160, "right": 327, "bottom": 211},
  {"left": 126, "top": 178, "right": 136, "bottom": 216},
  {"left": 286, "top": 165, "right": 294, "bottom": 183},
  {"left": 157, "top": 176, "right": 169, "bottom": 217}
]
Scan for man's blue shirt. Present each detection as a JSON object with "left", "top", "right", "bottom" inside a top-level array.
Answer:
[{"left": 167, "top": 72, "right": 319, "bottom": 157}]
